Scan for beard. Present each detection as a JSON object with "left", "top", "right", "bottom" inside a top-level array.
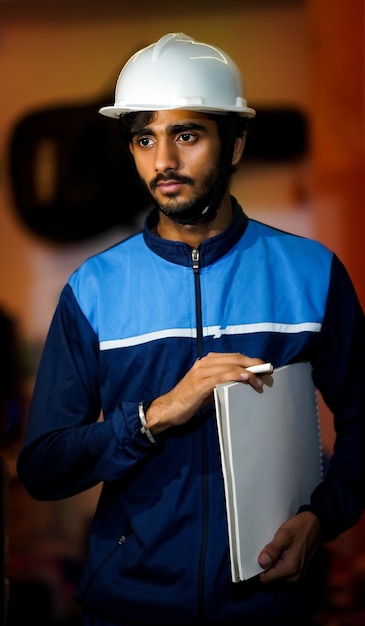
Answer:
[{"left": 140, "top": 164, "right": 227, "bottom": 225}]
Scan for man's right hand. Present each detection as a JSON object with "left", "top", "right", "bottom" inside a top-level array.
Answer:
[{"left": 145, "top": 352, "right": 267, "bottom": 435}]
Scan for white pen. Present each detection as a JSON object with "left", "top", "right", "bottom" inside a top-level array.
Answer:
[{"left": 246, "top": 363, "right": 274, "bottom": 375}]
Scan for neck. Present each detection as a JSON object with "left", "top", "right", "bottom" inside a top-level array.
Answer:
[{"left": 155, "top": 191, "right": 233, "bottom": 248}]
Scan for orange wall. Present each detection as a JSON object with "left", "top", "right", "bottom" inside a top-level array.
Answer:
[{"left": 310, "top": 0, "right": 365, "bottom": 308}]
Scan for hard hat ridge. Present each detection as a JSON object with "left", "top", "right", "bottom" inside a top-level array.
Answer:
[{"left": 150, "top": 32, "right": 190, "bottom": 61}]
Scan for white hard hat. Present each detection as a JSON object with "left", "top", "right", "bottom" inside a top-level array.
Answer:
[{"left": 99, "top": 33, "right": 256, "bottom": 119}]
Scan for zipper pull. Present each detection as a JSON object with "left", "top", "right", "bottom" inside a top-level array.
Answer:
[{"left": 191, "top": 248, "right": 200, "bottom": 273}]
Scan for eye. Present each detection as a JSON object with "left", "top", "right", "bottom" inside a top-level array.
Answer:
[
  {"left": 137, "top": 137, "right": 153, "bottom": 147},
  {"left": 178, "top": 133, "right": 194, "bottom": 143}
]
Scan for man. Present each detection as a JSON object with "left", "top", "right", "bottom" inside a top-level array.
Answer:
[{"left": 17, "top": 33, "right": 365, "bottom": 626}]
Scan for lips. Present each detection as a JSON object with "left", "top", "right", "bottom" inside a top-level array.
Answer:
[{"left": 157, "top": 180, "right": 183, "bottom": 194}]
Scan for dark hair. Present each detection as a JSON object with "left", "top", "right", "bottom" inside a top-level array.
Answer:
[
  {"left": 214, "top": 114, "right": 249, "bottom": 174},
  {"left": 119, "top": 111, "right": 154, "bottom": 143}
]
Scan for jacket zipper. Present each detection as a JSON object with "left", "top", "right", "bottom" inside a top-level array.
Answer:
[
  {"left": 192, "top": 248, "right": 204, "bottom": 357},
  {"left": 191, "top": 247, "right": 208, "bottom": 622}
]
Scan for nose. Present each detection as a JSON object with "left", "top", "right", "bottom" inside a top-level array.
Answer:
[{"left": 153, "top": 138, "right": 179, "bottom": 173}]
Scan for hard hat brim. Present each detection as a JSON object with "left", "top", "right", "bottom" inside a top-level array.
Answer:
[{"left": 99, "top": 104, "right": 256, "bottom": 119}]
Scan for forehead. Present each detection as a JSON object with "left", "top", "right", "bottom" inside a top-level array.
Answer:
[{"left": 142, "top": 109, "right": 218, "bottom": 131}]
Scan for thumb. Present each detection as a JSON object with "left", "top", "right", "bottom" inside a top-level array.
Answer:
[
  {"left": 258, "top": 550, "right": 273, "bottom": 570},
  {"left": 258, "top": 537, "right": 285, "bottom": 569}
]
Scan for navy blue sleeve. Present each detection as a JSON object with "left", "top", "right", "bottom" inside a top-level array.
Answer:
[
  {"left": 16, "top": 284, "right": 161, "bottom": 500},
  {"left": 300, "top": 255, "right": 365, "bottom": 541}
]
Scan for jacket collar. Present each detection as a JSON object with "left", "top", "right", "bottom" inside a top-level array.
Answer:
[{"left": 143, "top": 196, "right": 248, "bottom": 268}]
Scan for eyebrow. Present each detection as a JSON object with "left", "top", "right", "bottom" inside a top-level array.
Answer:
[{"left": 132, "top": 121, "right": 209, "bottom": 138}]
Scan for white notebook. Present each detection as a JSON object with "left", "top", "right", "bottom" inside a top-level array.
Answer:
[{"left": 214, "top": 361, "right": 323, "bottom": 583}]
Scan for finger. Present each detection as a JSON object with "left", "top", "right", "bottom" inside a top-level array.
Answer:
[
  {"left": 195, "top": 354, "right": 265, "bottom": 389},
  {"left": 258, "top": 531, "right": 291, "bottom": 571},
  {"left": 260, "top": 564, "right": 301, "bottom": 584},
  {"left": 258, "top": 547, "right": 301, "bottom": 583}
]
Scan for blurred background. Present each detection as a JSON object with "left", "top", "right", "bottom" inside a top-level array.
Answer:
[{"left": 0, "top": 0, "right": 364, "bottom": 624}]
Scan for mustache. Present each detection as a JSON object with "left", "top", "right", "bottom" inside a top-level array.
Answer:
[{"left": 150, "top": 173, "right": 193, "bottom": 192}]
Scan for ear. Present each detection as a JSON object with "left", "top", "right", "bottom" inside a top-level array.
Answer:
[{"left": 231, "top": 135, "right": 246, "bottom": 167}]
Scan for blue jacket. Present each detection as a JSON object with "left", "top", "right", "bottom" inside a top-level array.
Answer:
[{"left": 17, "top": 199, "right": 365, "bottom": 624}]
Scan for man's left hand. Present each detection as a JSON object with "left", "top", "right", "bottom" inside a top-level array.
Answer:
[{"left": 258, "top": 511, "right": 321, "bottom": 583}]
